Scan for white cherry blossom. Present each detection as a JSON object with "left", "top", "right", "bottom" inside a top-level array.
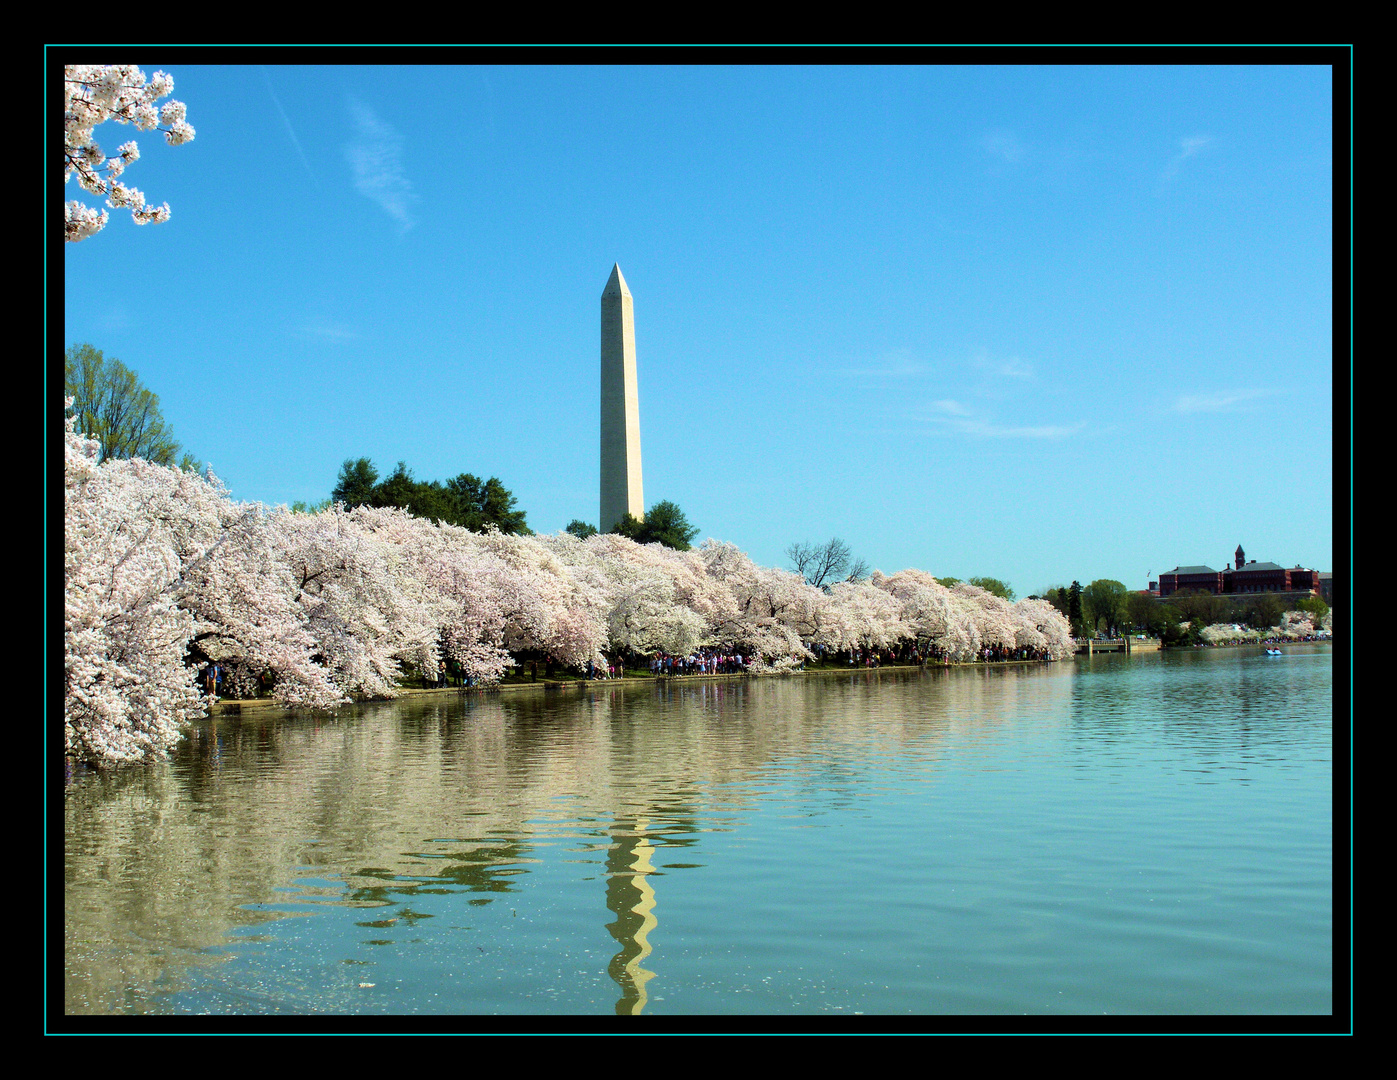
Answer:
[{"left": 64, "top": 65, "right": 194, "bottom": 241}]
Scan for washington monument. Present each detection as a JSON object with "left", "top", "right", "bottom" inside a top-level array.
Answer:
[{"left": 600, "top": 264, "right": 644, "bottom": 533}]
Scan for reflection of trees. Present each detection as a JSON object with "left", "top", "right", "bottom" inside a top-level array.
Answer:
[
  {"left": 345, "top": 837, "right": 535, "bottom": 906},
  {"left": 65, "top": 664, "right": 1071, "bottom": 1013},
  {"left": 1069, "top": 647, "right": 1329, "bottom": 759}
]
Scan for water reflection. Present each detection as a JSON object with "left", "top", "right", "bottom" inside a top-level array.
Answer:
[
  {"left": 63, "top": 666, "right": 1076, "bottom": 1013},
  {"left": 605, "top": 815, "right": 659, "bottom": 1014},
  {"left": 63, "top": 651, "right": 1332, "bottom": 1015}
]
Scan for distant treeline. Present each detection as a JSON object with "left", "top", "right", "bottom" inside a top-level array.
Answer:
[
  {"left": 1036, "top": 580, "right": 1330, "bottom": 644},
  {"left": 328, "top": 457, "right": 531, "bottom": 535}
]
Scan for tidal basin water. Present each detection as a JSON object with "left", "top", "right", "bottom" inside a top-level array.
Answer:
[{"left": 64, "top": 645, "right": 1333, "bottom": 1016}]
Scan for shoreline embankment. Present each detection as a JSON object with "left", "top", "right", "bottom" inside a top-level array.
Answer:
[
  {"left": 207, "top": 639, "right": 1333, "bottom": 716},
  {"left": 208, "top": 658, "right": 1052, "bottom": 716}
]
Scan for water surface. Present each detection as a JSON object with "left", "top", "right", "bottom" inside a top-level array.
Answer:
[{"left": 64, "top": 646, "right": 1333, "bottom": 1017}]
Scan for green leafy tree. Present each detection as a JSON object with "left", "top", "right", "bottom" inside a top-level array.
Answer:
[
  {"left": 1241, "top": 592, "right": 1284, "bottom": 630},
  {"left": 1068, "top": 581, "right": 1084, "bottom": 635},
  {"left": 1295, "top": 595, "right": 1329, "bottom": 624},
  {"left": 1157, "top": 603, "right": 1195, "bottom": 646},
  {"left": 638, "top": 500, "right": 699, "bottom": 550},
  {"left": 1040, "top": 585, "right": 1070, "bottom": 621},
  {"left": 610, "top": 500, "right": 700, "bottom": 550},
  {"left": 1170, "top": 589, "right": 1227, "bottom": 628},
  {"left": 1125, "top": 590, "right": 1159, "bottom": 635},
  {"left": 332, "top": 457, "right": 380, "bottom": 508},
  {"left": 1083, "top": 580, "right": 1129, "bottom": 636},
  {"left": 332, "top": 459, "right": 531, "bottom": 534},
  {"left": 373, "top": 462, "right": 455, "bottom": 523},
  {"left": 565, "top": 520, "right": 598, "bottom": 539},
  {"left": 445, "top": 473, "right": 531, "bottom": 535},
  {"left": 65, "top": 343, "right": 188, "bottom": 466},
  {"left": 937, "top": 576, "right": 962, "bottom": 588},
  {"left": 612, "top": 512, "right": 644, "bottom": 541},
  {"left": 968, "top": 577, "right": 1016, "bottom": 601}
]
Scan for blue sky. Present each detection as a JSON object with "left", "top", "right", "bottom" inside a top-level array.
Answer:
[{"left": 60, "top": 61, "right": 1338, "bottom": 598}]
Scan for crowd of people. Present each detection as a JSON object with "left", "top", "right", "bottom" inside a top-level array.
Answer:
[
  {"left": 813, "top": 643, "right": 1057, "bottom": 669},
  {"left": 646, "top": 650, "right": 750, "bottom": 677}
]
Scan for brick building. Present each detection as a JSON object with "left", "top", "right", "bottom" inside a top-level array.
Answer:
[{"left": 1156, "top": 545, "right": 1325, "bottom": 599}]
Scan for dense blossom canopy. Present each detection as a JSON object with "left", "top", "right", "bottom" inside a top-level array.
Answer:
[{"left": 65, "top": 405, "right": 1077, "bottom": 766}]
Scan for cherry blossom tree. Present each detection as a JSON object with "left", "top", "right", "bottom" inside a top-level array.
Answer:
[
  {"left": 872, "top": 570, "right": 961, "bottom": 657},
  {"left": 269, "top": 505, "right": 441, "bottom": 699},
  {"left": 67, "top": 392, "right": 1084, "bottom": 768},
  {"left": 469, "top": 528, "right": 608, "bottom": 667},
  {"left": 547, "top": 532, "right": 734, "bottom": 657},
  {"left": 699, "top": 540, "right": 819, "bottom": 666},
  {"left": 65, "top": 406, "right": 207, "bottom": 764},
  {"left": 1011, "top": 597, "right": 1075, "bottom": 659},
  {"left": 64, "top": 65, "right": 195, "bottom": 242},
  {"left": 815, "top": 579, "right": 907, "bottom": 654},
  {"left": 952, "top": 581, "right": 1019, "bottom": 652}
]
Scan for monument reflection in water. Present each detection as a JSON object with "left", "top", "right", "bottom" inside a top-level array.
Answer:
[
  {"left": 64, "top": 650, "right": 1334, "bottom": 1017},
  {"left": 605, "top": 815, "right": 659, "bottom": 1014}
]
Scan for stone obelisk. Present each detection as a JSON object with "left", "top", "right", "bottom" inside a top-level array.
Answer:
[{"left": 600, "top": 264, "right": 644, "bottom": 533}]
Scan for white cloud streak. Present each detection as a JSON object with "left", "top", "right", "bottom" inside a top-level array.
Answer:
[
  {"left": 345, "top": 100, "right": 417, "bottom": 231},
  {"left": 1162, "top": 134, "right": 1212, "bottom": 182},
  {"left": 296, "top": 321, "right": 358, "bottom": 342},
  {"left": 981, "top": 129, "right": 1025, "bottom": 164},
  {"left": 1172, "top": 387, "right": 1278, "bottom": 414},
  {"left": 924, "top": 399, "right": 1082, "bottom": 439},
  {"left": 263, "top": 67, "right": 316, "bottom": 184}
]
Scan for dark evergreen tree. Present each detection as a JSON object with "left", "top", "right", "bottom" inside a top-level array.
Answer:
[
  {"left": 635, "top": 500, "right": 700, "bottom": 551},
  {"left": 331, "top": 459, "right": 530, "bottom": 534},
  {"left": 445, "top": 473, "right": 531, "bottom": 534},
  {"left": 332, "top": 457, "right": 380, "bottom": 508},
  {"left": 608, "top": 501, "right": 699, "bottom": 551},
  {"left": 1068, "top": 581, "right": 1084, "bottom": 634}
]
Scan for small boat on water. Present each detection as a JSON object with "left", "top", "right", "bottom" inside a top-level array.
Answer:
[{"left": 1265, "top": 648, "right": 1283, "bottom": 656}]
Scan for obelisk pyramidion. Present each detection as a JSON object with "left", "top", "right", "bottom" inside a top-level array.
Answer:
[{"left": 600, "top": 263, "right": 644, "bottom": 533}]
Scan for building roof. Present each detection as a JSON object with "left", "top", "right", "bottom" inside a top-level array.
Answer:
[
  {"left": 1164, "top": 566, "right": 1219, "bottom": 575},
  {"left": 1228, "top": 561, "right": 1287, "bottom": 574}
]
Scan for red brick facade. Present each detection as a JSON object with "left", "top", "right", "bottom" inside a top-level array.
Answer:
[{"left": 1157, "top": 546, "right": 1322, "bottom": 598}]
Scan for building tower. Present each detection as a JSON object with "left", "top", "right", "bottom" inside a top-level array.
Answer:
[
  {"left": 1235, "top": 544, "right": 1246, "bottom": 570},
  {"left": 600, "top": 264, "right": 644, "bottom": 533}
]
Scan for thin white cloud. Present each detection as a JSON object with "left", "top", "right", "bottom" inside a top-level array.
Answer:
[
  {"left": 848, "top": 352, "right": 1073, "bottom": 438},
  {"left": 847, "top": 350, "right": 1034, "bottom": 384},
  {"left": 846, "top": 348, "right": 927, "bottom": 380},
  {"left": 924, "top": 400, "right": 1083, "bottom": 439},
  {"left": 101, "top": 302, "right": 131, "bottom": 331},
  {"left": 1172, "top": 388, "right": 1278, "bottom": 414},
  {"left": 263, "top": 67, "right": 315, "bottom": 184},
  {"left": 972, "top": 355, "right": 1034, "bottom": 381},
  {"left": 297, "top": 321, "right": 358, "bottom": 342},
  {"left": 950, "top": 418, "right": 1084, "bottom": 439},
  {"left": 1162, "top": 134, "right": 1212, "bottom": 182},
  {"left": 345, "top": 100, "right": 417, "bottom": 231},
  {"left": 981, "top": 129, "right": 1025, "bottom": 164}
]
